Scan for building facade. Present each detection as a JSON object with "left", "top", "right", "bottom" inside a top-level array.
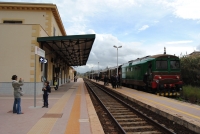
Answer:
[{"left": 0, "top": 2, "right": 74, "bottom": 95}]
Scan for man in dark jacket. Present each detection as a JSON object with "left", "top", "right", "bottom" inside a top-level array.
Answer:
[{"left": 42, "top": 81, "right": 51, "bottom": 108}]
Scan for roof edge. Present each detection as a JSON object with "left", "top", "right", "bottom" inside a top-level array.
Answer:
[
  {"left": 0, "top": 2, "right": 52, "bottom": 5},
  {"left": 37, "top": 34, "right": 96, "bottom": 42},
  {"left": 0, "top": 2, "right": 66, "bottom": 36}
]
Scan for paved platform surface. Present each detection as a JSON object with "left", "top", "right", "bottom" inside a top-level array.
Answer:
[
  {"left": 0, "top": 78, "right": 104, "bottom": 134},
  {"left": 91, "top": 79, "right": 200, "bottom": 133}
]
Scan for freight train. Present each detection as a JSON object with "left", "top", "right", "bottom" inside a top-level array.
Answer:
[{"left": 97, "top": 53, "right": 183, "bottom": 96}]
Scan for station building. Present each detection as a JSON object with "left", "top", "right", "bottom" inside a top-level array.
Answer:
[{"left": 0, "top": 2, "right": 95, "bottom": 95}]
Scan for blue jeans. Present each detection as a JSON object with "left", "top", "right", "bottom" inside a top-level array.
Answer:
[{"left": 13, "top": 98, "right": 21, "bottom": 114}]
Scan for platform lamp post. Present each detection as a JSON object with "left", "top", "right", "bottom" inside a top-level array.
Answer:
[
  {"left": 113, "top": 45, "right": 122, "bottom": 76},
  {"left": 92, "top": 67, "right": 93, "bottom": 79},
  {"left": 98, "top": 62, "right": 99, "bottom": 82},
  {"left": 98, "top": 62, "right": 99, "bottom": 77}
]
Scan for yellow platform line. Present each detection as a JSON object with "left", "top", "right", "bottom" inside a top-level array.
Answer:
[
  {"left": 65, "top": 85, "right": 81, "bottom": 134},
  {"left": 146, "top": 91, "right": 200, "bottom": 110},
  {"left": 27, "top": 88, "right": 75, "bottom": 134},
  {"left": 117, "top": 89, "right": 200, "bottom": 120},
  {"left": 154, "top": 94, "right": 200, "bottom": 110}
]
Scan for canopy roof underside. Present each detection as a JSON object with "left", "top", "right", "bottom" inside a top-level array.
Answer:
[{"left": 37, "top": 34, "right": 95, "bottom": 66}]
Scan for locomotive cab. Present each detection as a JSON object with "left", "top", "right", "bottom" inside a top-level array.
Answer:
[{"left": 150, "top": 56, "right": 183, "bottom": 96}]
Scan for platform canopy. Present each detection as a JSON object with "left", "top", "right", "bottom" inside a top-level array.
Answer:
[{"left": 37, "top": 34, "right": 95, "bottom": 66}]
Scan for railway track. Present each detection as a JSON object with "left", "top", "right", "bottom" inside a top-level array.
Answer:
[{"left": 84, "top": 79, "right": 175, "bottom": 134}]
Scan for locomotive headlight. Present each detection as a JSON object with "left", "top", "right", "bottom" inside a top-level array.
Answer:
[{"left": 159, "top": 76, "right": 162, "bottom": 79}]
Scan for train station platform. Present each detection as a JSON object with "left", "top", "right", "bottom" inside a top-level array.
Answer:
[
  {"left": 91, "top": 79, "right": 200, "bottom": 133},
  {"left": 0, "top": 78, "right": 104, "bottom": 134}
]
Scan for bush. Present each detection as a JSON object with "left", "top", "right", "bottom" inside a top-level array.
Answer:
[
  {"left": 180, "top": 55, "right": 200, "bottom": 86},
  {"left": 182, "top": 85, "right": 200, "bottom": 103}
]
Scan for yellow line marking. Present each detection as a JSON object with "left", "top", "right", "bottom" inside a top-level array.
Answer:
[
  {"left": 65, "top": 85, "right": 81, "bottom": 134},
  {"left": 116, "top": 89, "right": 200, "bottom": 120},
  {"left": 27, "top": 88, "right": 75, "bottom": 134},
  {"left": 134, "top": 90, "right": 200, "bottom": 111},
  {"left": 156, "top": 95, "right": 200, "bottom": 111},
  {"left": 47, "top": 89, "right": 75, "bottom": 114}
]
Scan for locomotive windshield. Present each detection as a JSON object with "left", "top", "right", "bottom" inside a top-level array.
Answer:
[
  {"left": 156, "top": 60, "right": 168, "bottom": 69},
  {"left": 170, "top": 60, "right": 180, "bottom": 69}
]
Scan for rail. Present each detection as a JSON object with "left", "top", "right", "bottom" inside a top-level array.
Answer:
[{"left": 84, "top": 78, "right": 176, "bottom": 134}]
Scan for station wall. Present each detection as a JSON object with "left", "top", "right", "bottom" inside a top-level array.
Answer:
[{"left": 0, "top": 3, "right": 73, "bottom": 96}]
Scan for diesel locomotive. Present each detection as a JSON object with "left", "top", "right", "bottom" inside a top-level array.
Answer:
[
  {"left": 121, "top": 54, "right": 183, "bottom": 96},
  {"left": 98, "top": 53, "right": 183, "bottom": 96}
]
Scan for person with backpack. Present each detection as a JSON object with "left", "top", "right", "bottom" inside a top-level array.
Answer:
[{"left": 42, "top": 81, "right": 51, "bottom": 108}]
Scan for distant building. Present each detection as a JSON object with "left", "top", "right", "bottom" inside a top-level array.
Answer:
[
  {"left": 0, "top": 2, "right": 74, "bottom": 95},
  {"left": 189, "top": 51, "right": 200, "bottom": 56}
]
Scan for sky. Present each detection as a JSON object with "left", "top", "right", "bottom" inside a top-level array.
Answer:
[{"left": 2, "top": 0, "right": 200, "bottom": 73}]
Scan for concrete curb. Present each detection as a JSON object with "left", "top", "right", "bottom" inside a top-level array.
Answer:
[{"left": 110, "top": 88, "right": 200, "bottom": 133}]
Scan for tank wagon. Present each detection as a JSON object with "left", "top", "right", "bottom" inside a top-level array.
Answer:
[{"left": 121, "top": 54, "right": 183, "bottom": 96}]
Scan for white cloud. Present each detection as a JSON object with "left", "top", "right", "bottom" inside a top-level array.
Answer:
[
  {"left": 138, "top": 25, "right": 149, "bottom": 32},
  {"left": 3, "top": 0, "right": 199, "bottom": 73},
  {"left": 174, "top": 0, "right": 200, "bottom": 20},
  {"left": 77, "top": 32, "right": 144, "bottom": 73},
  {"left": 153, "top": 20, "right": 159, "bottom": 23},
  {"left": 165, "top": 40, "right": 193, "bottom": 44},
  {"left": 77, "top": 35, "right": 196, "bottom": 73},
  {"left": 65, "top": 23, "right": 87, "bottom": 35},
  {"left": 87, "top": 29, "right": 96, "bottom": 34},
  {"left": 160, "top": 0, "right": 200, "bottom": 20},
  {"left": 105, "top": 0, "right": 139, "bottom": 9},
  {"left": 197, "top": 44, "right": 200, "bottom": 51},
  {"left": 9, "top": 0, "right": 200, "bottom": 21},
  {"left": 139, "top": 42, "right": 195, "bottom": 57},
  {"left": 197, "top": 20, "right": 200, "bottom": 24}
]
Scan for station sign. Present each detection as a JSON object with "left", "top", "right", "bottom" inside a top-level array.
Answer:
[
  {"left": 39, "top": 57, "right": 47, "bottom": 63},
  {"left": 35, "top": 46, "right": 45, "bottom": 57}
]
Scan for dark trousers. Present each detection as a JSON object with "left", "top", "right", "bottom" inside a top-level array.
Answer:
[
  {"left": 43, "top": 94, "right": 48, "bottom": 106},
  {"left": 13, "top": 98, "right": 21, "bottom": 114},
  {"left": 113, "top": 82, "right": 116, "bottom": 88},
  {"left": 112, "top": 82, "right": 116, "bottom": 88}
]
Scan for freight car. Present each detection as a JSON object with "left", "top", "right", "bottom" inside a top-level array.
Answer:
[{"left": 121, "top": 54, "right": 183, "bottom": 96}]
